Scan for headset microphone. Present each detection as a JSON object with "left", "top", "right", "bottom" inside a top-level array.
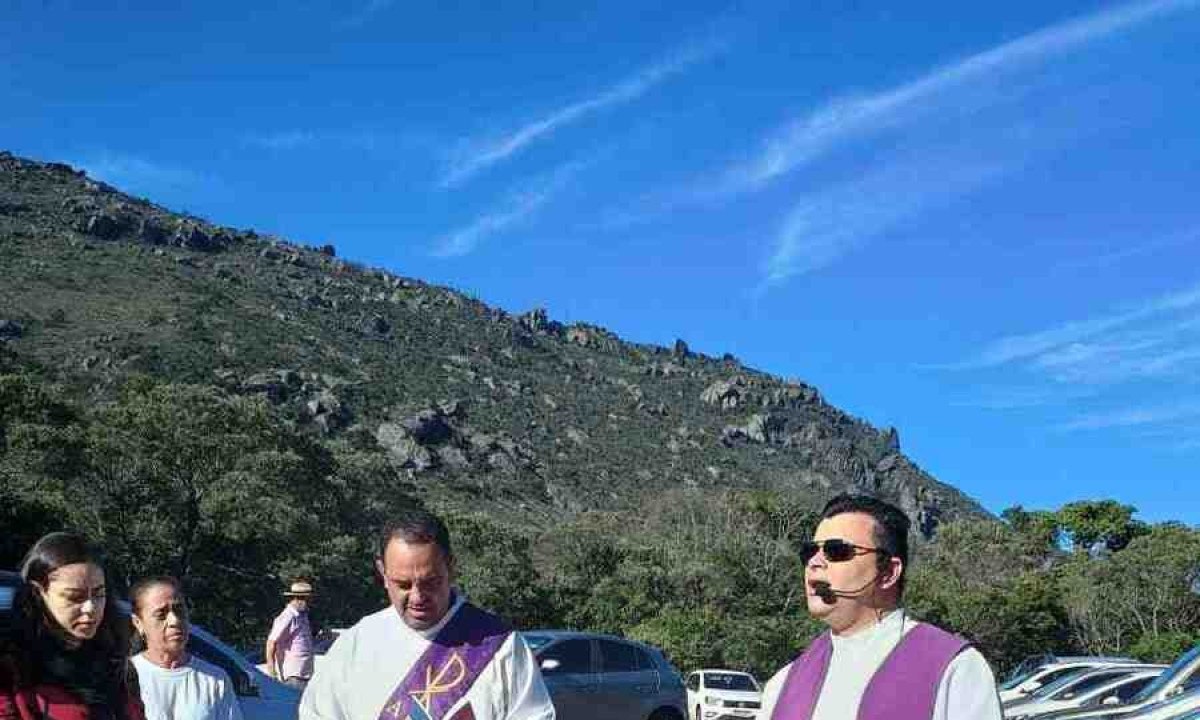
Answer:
[
  {"left": 809, "top": 573, "right": 883, "bottom": 604},
  {"left": 811, "top": 581, "right": 838, "bottom": 605}
]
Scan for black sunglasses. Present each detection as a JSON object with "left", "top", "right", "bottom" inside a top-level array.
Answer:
[{"left": 799, "top": 538, "right": 890, "bottom": 564}]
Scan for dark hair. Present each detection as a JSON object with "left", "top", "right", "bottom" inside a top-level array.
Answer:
[
  {"left": 129, "top": 576, "right": 186, "bottom": 654},
  {"left": 15, "top": 532, "right": 135, "bottom": 718},
  {"left": 820, "top": 494, "right": 911, "bottom": 596},
  {"left": 129, "top": 576, "right": 183, "bottom": 618},
  {"left": 377, "top": 508, "right": 453, "bottom": 562}
]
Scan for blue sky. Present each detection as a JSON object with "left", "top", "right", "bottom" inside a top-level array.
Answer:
[{"left": 4, "top": 0, "right": 1200, "bottom": 524}]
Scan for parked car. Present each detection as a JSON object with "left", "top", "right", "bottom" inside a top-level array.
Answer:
[
  {"left": 1113, "top": 687, "right": 1200, "bottom": 720},
  {"left": 525, "top": 630, "right": 686, "bottom": 720},
  {"left": 1003, "top": 666, "right": 1164, "bottom": 719},
  {"left": 1005, "top": 656, "right": 1141, "bottom": 690},
  {"left": 0, "top": 570, "right": 300, "bottom": 720},
  {"left": 685, "top": 669, "right": 761, "bottom": 720},
  {"left": 1036, "top": 645, "right": 1200, "bottom": 720},
  {"left": 1001, "top": 659, "right": 1145, "bottom": 703}
]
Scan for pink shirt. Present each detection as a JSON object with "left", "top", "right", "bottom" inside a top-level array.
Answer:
[{"left": 268, "top": 605, "right": 314, "bottom": 680}]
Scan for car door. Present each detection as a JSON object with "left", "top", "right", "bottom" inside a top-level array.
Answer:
[
  {"left": 597, "top": 639, "right": 658, "bottom": 720},
  {"left": 538, "top": 638, "right": 600, "bottom": 720}
]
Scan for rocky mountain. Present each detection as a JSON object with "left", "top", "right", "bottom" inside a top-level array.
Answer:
[{"left": 0, "top": 150, "right": 985, "bottom": 535}]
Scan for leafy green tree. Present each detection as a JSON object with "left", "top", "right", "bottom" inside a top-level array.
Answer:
[
  {"left": 1060, "top": 523, "right": 1200, "bottom": 657},
  {"left": 1058, "top": 500, "right": 1149, "bottom": 552},
  {"left": 446, "top": 510, "right": 557, "bottom": 629}
]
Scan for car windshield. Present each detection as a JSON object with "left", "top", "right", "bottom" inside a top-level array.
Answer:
[
  {"left": 1129, "top": 645, "right": 1200, "bottom": 704},
  {"left": 1002, "top": 656, "right": 1052, "bottom": 689},
  {"left": 1001, "top": 666, "right": 1047, "bottom": 691},
  {"left": 705, "top": 673, "right": 758, "bottom": 691},
  {"left": 1026, "top": 668, "right": 1095, "bottom": 698}
]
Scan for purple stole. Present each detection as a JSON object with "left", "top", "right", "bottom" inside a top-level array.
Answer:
[
  {"left": 377, "top": 602, "right": 511, "bottom": 720},
  {"left": 770, "top": 623, "right": 969, "bottom": 720}
]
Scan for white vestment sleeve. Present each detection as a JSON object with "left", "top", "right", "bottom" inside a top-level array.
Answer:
[
  {"left": 758, "top": 664, "right": 790, "bottom": 720},
  {"left": 299, "top": 626, "right": 353, "bottom": 720},
  {"left": 502, "top": 633, "right": 556, "bottom": 720},
  {"left": 932, "top": 648, "right": 1002, "bottom": 720}
]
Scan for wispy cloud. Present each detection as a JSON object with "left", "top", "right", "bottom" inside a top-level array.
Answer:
[
  {"left": 723, "top": 0, "right": 1194, "bottom": 194},
  {"left": 1058, "top": 226, "right": 1200, "bottom": 271},
  {"left": 944, "top": 282, "right": 1200, "bottom": 433},
  {"left": 432, "top": 160, "right": 586, "bottom": 258},
  {"left": 954, "top": 283, "right": 1200, "bottom": 370},
  {"left": 738, "top": 0, "right": 1197, "bottom": 287},
  {"left": 338, "top": 0, "right": 394, "bottom": 29},
  {"left": 439, "top": 40, "right": 723, "bottom": 188},
  {"left": 953, "top": 386, "right": 1095, "bottom": 410},
  {"left": 761, "top": 141, "right": 1014, "bottom": 285},
  {"left": 70, "top": 151, "right": 210, "bottom": 197},
  {"left": 1058, "top": 403, "right": 1200, "bottom": 431}
]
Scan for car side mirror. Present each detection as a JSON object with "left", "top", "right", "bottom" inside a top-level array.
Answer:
[
  {"left": 1101, "top": 695, "right": 1120, "bottom": 706},
  {"left": 1019, "top": 680, "right": 1042, "bottom": 694},
  {"left": 540, "top": 659, "right": 561, "bottom": 673}
]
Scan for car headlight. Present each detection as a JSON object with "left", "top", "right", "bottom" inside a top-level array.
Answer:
[{"left": 704, "top": 696, "right": 720, "bottom": 705}]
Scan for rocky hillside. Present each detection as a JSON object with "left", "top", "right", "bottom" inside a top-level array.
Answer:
[{"left": 0, "top": 150, "right": 985, "bottom": 535}]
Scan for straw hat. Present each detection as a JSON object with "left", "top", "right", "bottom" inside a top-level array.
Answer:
[{"left": 283, "top": 580, "right": 314, "bottom": 597}]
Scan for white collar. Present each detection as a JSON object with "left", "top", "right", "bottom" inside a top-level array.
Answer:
[{"left": 830, "top": 607, "right": 907, "bottom": 646}]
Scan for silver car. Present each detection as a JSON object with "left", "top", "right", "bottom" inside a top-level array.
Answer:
[
  {"left": 526, "top": 630, "right": 687, "bottom": 720},
  {"left": 1038, "top": 645, "right": 1200, "bottom": 719},
  {"left": 1004, "top": 666, "right": 1164, "bottom": 719}
]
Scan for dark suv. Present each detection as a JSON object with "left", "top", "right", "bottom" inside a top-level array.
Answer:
[{"left": 525, "top": 630, "right": 687, "bottom": 720}]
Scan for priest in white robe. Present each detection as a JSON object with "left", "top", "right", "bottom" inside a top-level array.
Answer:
[{"left": 299, "top": 510, "right": 555, "bottom": 720}]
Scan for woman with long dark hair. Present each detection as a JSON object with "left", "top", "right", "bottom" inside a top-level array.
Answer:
[{"left": 0, "top": 532, "right": 145, "bottom": 720}]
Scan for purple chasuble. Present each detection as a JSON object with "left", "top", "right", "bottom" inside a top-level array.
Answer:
[
  {"left": 770, "top": 623, "right": 968, "bottom": 720},
  {"left": 377, "top": 602, "right": 511, "bottom": 720}
]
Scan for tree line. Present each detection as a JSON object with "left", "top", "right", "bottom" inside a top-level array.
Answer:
[{"left": 3, "top": 363, "right": 1198, "bottom": 680}]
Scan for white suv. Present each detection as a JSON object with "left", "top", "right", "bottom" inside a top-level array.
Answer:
[{"left": 686, "top": 670, "right": 762, "bottom": 720}]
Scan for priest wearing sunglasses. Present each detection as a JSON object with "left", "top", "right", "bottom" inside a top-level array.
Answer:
[{"left": 759, "top": 494, "right": 1002, "bottom": 720}]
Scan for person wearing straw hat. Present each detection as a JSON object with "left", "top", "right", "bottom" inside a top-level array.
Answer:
[{"left": 265, "top": 580, "right": 315, "bottom": 690}]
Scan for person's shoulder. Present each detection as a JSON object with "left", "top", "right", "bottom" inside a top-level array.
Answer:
[
  {"left": 764, "top": 660, "right": 795, "bottom": 692},
  {"left": 459, "top": 601, "right": 510, "bottom": 633},
  {"left": 339, "top": 607, "right": 396, "bottom": 639}
]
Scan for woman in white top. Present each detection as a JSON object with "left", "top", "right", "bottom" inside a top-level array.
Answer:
[{"left": 129, "top": 577, "right": 244, "bottom": 720}]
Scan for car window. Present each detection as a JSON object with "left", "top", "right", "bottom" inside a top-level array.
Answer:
[
  {"left": 1114, "top": 677, "right": 1154, "bottom": 701},
  {"left": 703, "top": 673, "right": 758, "bottom": 691},
  {"left": 599, "top": 640, "right": 641, "bottom": 673},
  {"left": 1051, "top": 671, "right": 1128, "bottom": 700},
  {"left": 1034, "top": 667, "right": 1088, "bottom": 689},
  {"left": 540, "top": 639, "right": 593, "bottom": 675}
]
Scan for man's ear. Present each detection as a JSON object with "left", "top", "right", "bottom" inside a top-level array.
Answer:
[
  {"left": 374, "top": 558, "right": 386, "bottom": 585},
  {"left": 879, "top": 556, "right": 904, "bottom": 591},
  {"left": 131, "top": 613, "right": 146, "bottom": 637}
]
